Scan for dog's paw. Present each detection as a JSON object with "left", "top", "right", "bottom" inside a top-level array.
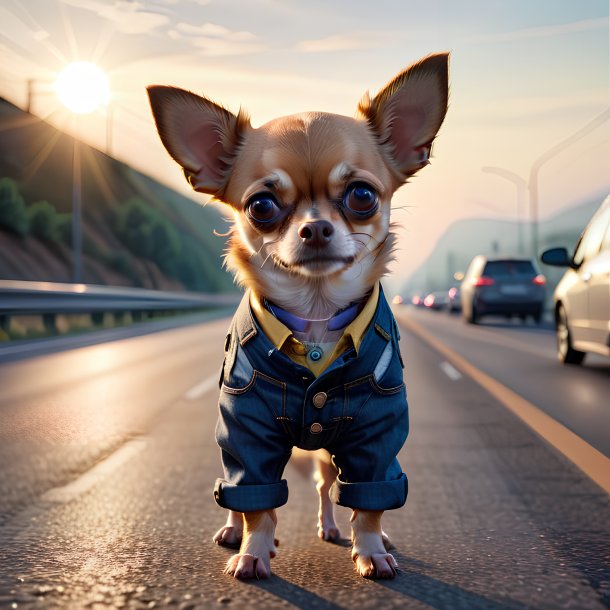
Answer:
[
  {"left": 318, "top": 523, "right": 342, "bottom": 543},
  {"left": 213, "top": 526, "right": 242, "bottom": 549},
  {"left": 224, "top": 553, "right": 271, "bottom": 580},
  {"left": 353, "top": 552, "right": 398, "bottom": 579}
]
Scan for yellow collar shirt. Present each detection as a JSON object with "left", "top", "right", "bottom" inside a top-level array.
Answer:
[{"left": 249, "top": 283, "right": 380, "bottom": 377}]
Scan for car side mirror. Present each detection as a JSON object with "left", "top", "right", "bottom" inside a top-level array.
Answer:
[{"left": 540, "top": 247, "right": 576, "bottom": 269}]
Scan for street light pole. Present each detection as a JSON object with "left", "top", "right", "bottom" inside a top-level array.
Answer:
[
  {"left": 529, "top": 106, "right": 610, "bottom": 257},
  {"left": 482, "top": 166, "right": 527, "bottom": 255},
  {"left": 106, "top": 101, "right": 114, "bottom": 156},
  {"left": 53, "top": 62, "right": 111, "bottom": 284},
  {"left": 26, "top": 79, "right": 34, "bottom": 113},
  {"left": 71, "top": 132, "right": 82, "bottom": 283}
]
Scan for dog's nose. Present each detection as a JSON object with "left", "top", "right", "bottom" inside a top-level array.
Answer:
[{"left": 298, "top": 220, "right": 334, "bottom": 247}]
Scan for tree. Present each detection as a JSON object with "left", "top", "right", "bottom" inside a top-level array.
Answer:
[
  {"left": 27, "top": 200, "right": 60, "bottom": 242},
  {"left": 115, "top": 197, "right": 155, "bottom": 259},
  {"left": 0, "top": 177, "right": 29, "bottom": 236}
]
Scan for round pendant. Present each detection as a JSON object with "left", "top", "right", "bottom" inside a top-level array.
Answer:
[{"left": 308, "top": 346, "right": 323, "bottom": 362}]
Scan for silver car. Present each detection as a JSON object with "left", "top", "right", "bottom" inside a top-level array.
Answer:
[
  {"left": 541, "top": 194, "right": 610, "bottom": 364},
  {"left": 461, "top": 256, "right": 546, "bottom": 324}
]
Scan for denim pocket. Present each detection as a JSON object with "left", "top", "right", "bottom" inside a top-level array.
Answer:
[
  {"left": 343, "top": 375, "right": 374, "bottom": 420},
  {"left": 370, "top": 341, "right": 405, "bottom": 395},
  {"left": 369, "top": 376, "right": 405, "bottom": 395},
  {"left": 222, "top": 343, "right": 255, "bottom": 394}
]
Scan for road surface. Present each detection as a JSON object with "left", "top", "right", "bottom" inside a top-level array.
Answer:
[
  {"left": 0, "top": 311, "right": 608, "bottom": 609},
  {"left": 398, "top": 306, "right": 609, "bottom": 457}
]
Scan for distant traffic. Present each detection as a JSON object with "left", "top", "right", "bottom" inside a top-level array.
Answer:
[{"left": 396, "top": 195, "right": 610, "bottom": 367}]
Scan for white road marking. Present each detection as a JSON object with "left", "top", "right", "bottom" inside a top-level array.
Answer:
[
  {"left": 41, "top": 439, "right": 147, "bottom": 504},
  {"left": 440, "top": 361, "right": 463, "bottom": 381},
  {"left": 184, "top": 373, "right": 219, "bottom": 400}
]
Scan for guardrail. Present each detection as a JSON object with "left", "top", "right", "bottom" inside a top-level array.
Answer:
[{"left": 0, "top": 280, "right": 241, "bottom": 333}]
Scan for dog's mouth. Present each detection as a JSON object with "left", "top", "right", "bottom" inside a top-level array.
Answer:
[{"left": 272, "top": 253, "right": 356, "bottom": 275}]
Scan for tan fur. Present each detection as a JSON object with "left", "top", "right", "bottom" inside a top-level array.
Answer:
[
  {"left": 147, "top": 52, "right": 449, "bottom": 581},
  {"left": 217, "top": 112, "right": 396, "bottom": 318}
]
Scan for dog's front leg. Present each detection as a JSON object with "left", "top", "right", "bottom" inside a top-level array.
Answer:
[
  {"left": 351, "top": 509, "right": 398, "bottom": 579},
  {"left": 224, "top": 509, "right": 277, "bottom": 579},
  {"left": 213, "top": 510, "right": 243, "bottom": 548}
]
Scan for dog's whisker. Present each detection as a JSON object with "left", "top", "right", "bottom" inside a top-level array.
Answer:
[
  {"left": 249, "top": 242, "right": 268, "bottom": 261},
  {"left": 248, "top": 236, "right": 281, "bottom": 265},
  {"left": 260, "top": 249, "right": 275, "bottom": 269},
  {"left": 257, "top": 237, "right": 284, "bottom": 268}
]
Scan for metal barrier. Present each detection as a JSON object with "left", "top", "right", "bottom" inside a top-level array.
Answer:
[{"left": 0, "top": 280, "right": 241, "bottom": 333}]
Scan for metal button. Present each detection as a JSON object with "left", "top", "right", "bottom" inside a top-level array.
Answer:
[
  {"left": 309, "top": 422, "right": 323, "bottom": 434},
  {"left": 312, "top": 392, "right": 327, "bottom": 408}
]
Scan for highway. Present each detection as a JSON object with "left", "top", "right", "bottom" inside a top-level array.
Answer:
[
  {"left": 0, "top": 310, "right": 609, "bottom": 610},
  {"left": 396, "top": 306, "right": 610, "bottom": 458}
]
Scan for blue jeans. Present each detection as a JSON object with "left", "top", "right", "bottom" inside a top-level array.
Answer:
[{"left": 213, "top": 286, "right": 409, "bottom": 512}]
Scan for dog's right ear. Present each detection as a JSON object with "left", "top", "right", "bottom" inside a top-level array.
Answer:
[
  {"left": 147, "top": 86, "right": 250, "bottom": 196},
  {"left": 358, "top": 53, "right": 449, "bottom": 180}
]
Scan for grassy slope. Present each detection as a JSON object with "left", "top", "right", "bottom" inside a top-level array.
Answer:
[{"left": 0, "top": 97, "right": 236, "bottom": 292}]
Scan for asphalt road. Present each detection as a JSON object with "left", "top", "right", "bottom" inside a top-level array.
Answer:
[
  {"left": 0, "top": 313, "right": 609, "bottom": 609},
  {"left": 397, "top": 306, "right": 610, "bottom": 458}
]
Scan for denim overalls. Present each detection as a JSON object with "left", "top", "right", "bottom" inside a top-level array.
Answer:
[{"left": 213, "top": 286, "right": 409, "bottom": 512}]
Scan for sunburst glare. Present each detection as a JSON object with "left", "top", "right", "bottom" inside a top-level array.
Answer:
[{"left": 55, "top": 61, "right": 110, "bottom": 115}]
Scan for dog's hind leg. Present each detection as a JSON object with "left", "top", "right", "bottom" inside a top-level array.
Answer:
[
  {"left": 351, "top": 509, "right": 398, "bottom": 579},
  {"left": 213, "top": 510, "right": 243, "bottom": 548},
  {"left": 315, "top": 452, "right": 342, "bottom": 542},
  {"left": 224, "top": 509, "right": 277, "bottom": 579}
]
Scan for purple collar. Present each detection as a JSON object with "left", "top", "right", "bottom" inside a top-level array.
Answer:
[{"left": 264, "top": 300, "right": 363, "bottom": 333}]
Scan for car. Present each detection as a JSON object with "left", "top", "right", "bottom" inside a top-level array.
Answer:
[
  {"left": 460, "top": 256, "right": 546, "bottom": 324},
  {"left": 541, "top": 194, "right": 610, "bottom": 365},
  {"left": 424, "top": 291, "right": 449, "bottom": 310},
  {"left": 392, "top": 294, "right": 404, "bottom": 305},
  {"left": 447, "top": 285, "right": 461, "bottom": 313}
]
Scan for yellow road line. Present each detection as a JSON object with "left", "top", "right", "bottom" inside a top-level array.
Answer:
[{"left": 396, "top": 311, "right": 610, "bottom": 496}]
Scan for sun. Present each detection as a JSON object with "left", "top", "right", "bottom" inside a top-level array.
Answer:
[{"left": 55, "top": 61, "right": 110, "bottom": 114}]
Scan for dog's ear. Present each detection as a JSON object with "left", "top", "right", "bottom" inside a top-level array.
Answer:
[
  {"left": 358, "top": 53, "right": 449, "bottom": 179},
  {"left": 147, "top": 86, "right": 250, "bottom": 195}
]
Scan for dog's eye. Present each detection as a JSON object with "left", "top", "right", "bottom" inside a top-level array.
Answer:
[
  {"left": 246, "top": 194, "right": 281, "bottom": 224},
  {"left": 343, "top": 183, "right": 379, "bottom": 219}
]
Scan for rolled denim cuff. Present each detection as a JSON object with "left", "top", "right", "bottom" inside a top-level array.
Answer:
[
  {"left": 330, "top": 473, "right": 408, "bottom": 510},
  {"left": 213, "top": 478, "right": 289, "bottom": 512}
]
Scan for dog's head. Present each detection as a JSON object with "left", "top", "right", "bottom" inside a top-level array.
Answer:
[{"left": 147, "top": 54, "right": 448, "bottom": 303}]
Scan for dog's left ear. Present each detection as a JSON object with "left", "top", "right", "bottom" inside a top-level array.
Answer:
[
  {"left": 147, "top": 86, "right": 251, "bottom": 196},
  {"left": 358, "top": 53, "right": 449, "bottom": 179}
]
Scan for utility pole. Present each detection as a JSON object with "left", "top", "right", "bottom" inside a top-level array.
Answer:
[{"left": 529, "top": 107, "right": 610, "bottom": 257}]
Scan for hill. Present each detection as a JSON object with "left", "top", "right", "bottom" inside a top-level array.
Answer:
[
  {"left": 401, "top": 194, "right": 607, "bottom": 296},
  {"left": 0, "top": 97, "right": 236, "bottom": 292}
]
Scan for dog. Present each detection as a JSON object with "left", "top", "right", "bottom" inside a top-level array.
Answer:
[{"left": 147, "top": 53, "right": 449, "bottom": 580}]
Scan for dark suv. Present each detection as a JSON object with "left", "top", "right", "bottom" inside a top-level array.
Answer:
[{"left": 460, "top": 256, "right": 546, "bottom": 324}]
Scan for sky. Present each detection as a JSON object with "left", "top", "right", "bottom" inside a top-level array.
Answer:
[{"left": 0, "top": 0, "right": 609, "bottom": 290}]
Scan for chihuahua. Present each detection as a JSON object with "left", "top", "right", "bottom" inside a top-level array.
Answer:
[{"left": 147, "top": 53, "right": 448, "bottom": 580}]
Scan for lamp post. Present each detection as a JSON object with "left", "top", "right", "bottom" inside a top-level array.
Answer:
[
  {"left": 106, "top": 101, "right": 115, "bottom": 156},
  {"left": 71, "top": 129, "right": 83, "bottom": 283},
  {"left": 482, "top": 166, "right": 527, "bottom": 255},
  {"left": 25, "top": 78, "right": 55, "bottom": 114},
  {"left": 528, "top": 106, "right": 610, "bottom": 258},
  {"left": 54, "top": 61, "right": 110, "bottom": 283},
  {"left": 482, "top": 106, "right": 610, "bottom": 260}
]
